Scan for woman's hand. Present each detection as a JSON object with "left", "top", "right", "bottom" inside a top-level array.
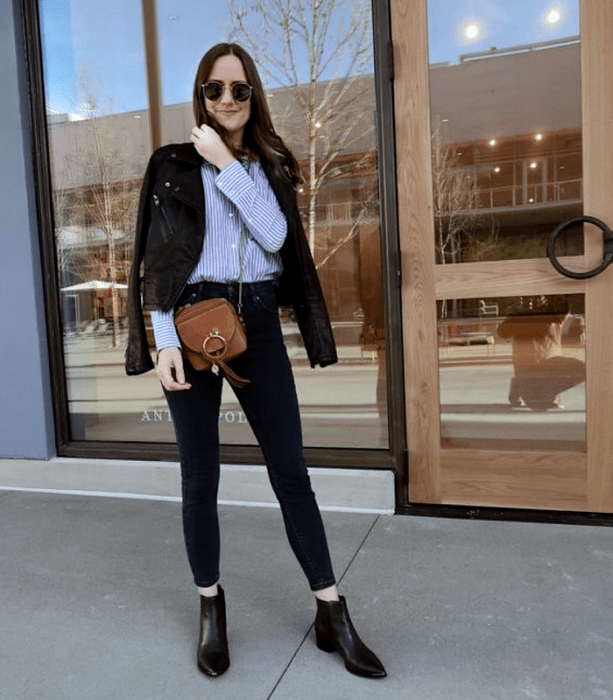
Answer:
[
  {"left": 191, "top": 124, "right": 235, "bottom": 170},
  {"left": 156, "top": 347, "right": 192, "bottom": 391}
]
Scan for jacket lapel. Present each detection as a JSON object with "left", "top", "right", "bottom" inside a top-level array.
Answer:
[{"left": 171, "top": 167, "right": 205, "bottom": 211}]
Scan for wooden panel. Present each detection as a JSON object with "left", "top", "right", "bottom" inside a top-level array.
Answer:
[
  {"left": 392, "top": 0, "right": 613, "bottom": 515},
  {"left": 391, "top": 0, "right": 441, "bottom": 503},
  {"left": 441, "top": 450, "right": 588, "bottom": 511},
  {"left": 582, "top": 0, "right": 613, "bottom": 512},
  {"left": 435, "top": 258, "right": 586, "bottom": 300}
]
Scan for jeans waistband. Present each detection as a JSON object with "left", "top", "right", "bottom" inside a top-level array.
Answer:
[{"left": 177, "top": 280, "right": 274, "bottom": 307}]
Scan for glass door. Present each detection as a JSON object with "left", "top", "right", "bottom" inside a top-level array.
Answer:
[{"left": 391, "top": 0, "right": 613, "bottom": 512}]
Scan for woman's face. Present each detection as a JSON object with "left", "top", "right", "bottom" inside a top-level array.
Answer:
[{"left": 205, "top": 55, "right": 251, "bottom": 146}]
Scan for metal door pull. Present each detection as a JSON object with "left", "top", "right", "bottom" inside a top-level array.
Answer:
[{"left": 547, "top": 215, "right": 613, "bottom": 279}]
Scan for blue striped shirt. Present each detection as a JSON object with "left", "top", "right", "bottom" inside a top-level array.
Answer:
[{"left": 151, "top": 158, "right": 287, "bottom": 350}]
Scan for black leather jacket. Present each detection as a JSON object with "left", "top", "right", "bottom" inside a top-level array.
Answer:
[{"left": 125, "top": 143, "right": 338, "bottom": 375}]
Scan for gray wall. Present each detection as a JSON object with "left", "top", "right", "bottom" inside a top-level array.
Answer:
[{"left": 0, "top": 0, "right": 55, "bottom": 458}]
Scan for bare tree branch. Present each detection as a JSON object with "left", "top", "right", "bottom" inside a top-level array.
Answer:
[
  {"left": 228, "top": 0, "right": 374, "bottom": 253},
  {"left": 53, "top": 65, "right": 139, "bottom": 345}
]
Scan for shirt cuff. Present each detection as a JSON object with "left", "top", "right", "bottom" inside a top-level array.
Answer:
[
  {"left": 150, "top": 310, "right": 181, "bottom": 350},
  {"left": 215, "top": 159, "right": 253, "bottom": 201}
]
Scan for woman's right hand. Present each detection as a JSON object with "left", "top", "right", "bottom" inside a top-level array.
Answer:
[
  {"left": 156, "top": 347, "right": 192, "bottom": 391},
  {"left": 191, "top": 124, "right": 235, "bottom": 170}
]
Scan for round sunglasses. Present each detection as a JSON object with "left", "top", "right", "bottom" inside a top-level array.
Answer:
[{"left": 202, "top": 81, "right": 253, "bottom": 103}]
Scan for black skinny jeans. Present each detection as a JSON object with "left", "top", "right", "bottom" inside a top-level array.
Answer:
[{"left": 164, "top": 281, "right": 336, "bottom": 591}]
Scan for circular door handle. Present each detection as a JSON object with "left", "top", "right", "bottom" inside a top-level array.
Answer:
[{"left": 547, "top": 215, "right": 613, "bottom": 279}]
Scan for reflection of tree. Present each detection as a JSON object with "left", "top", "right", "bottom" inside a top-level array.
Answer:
[
  {"left": 314, "top": 151, "right": 378, "bottom": 271},
  {"left": 433, "top": 124, "right": 483, "bottom": 264},
  {"left": 52, "top": 173, "right": 75, "bottom": 289},
  {"left": 229, "top": 0, "right": 374, "bottom": 254},
  {"left": 431, "top": 123, "right": 497, "bottom": 317},
  {"left": 54, "top": 69, "right": 138, "bottom": 346}
]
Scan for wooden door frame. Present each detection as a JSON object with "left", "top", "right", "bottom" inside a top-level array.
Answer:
[
  {"left": 582, "top": 0, "right": 613, "bottom": 511},
  {"left": 391, "top": 0, "right": 613, "bottom": 514}
]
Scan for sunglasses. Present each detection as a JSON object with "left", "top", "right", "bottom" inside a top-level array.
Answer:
[{"left": 202, "top": 81, "right": 253, "bottom": 103}]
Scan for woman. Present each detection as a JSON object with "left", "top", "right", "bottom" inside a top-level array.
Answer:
[{"left": 126, "top": 43, "right": 386, "bottom": 679}]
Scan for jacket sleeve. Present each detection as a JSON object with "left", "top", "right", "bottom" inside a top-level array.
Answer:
[
  {"left": 125, "top": 153, "right": 157, "bottom": 375},
  {"left": 257, "top": 159, "right": 338, "bottom": 368}
]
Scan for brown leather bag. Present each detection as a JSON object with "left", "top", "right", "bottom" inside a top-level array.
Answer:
[{"left": 174, "top": 297, "right": 250, "bottom": 387}]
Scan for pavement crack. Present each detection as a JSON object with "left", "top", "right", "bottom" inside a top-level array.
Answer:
[{"left": 266, "top": 515, "right": 381, "bottom": 698}]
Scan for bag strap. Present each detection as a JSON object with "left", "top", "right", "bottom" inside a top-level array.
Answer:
[{"left": 215, "top": 360, "right": 250, "bottom": 388}]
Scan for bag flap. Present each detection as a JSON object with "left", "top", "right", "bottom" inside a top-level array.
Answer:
[{"left": 175, "top": 300, "right": 239, "bottom": 354}]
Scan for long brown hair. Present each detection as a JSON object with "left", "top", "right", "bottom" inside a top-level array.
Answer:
[{"left": 192, "top": 43, "right": 301, "bottom": 186}]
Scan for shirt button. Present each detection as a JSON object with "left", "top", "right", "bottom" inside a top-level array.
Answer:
[
  {"left": 165, "top": 182, "right": 170, "bottom": 187},
  {"left": 229, "top": 213, "right": 234, "bottom": 217}
]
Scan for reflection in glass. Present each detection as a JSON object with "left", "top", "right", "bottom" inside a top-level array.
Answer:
[
  {"left": 438, "top": 295, "right": 586, "bottom": 451},
  {"left": 428, "top": 0, "right": 582, "bottom": 263},
  {"left": 41, "top": 0, "right": 388, "bottom": 449}
]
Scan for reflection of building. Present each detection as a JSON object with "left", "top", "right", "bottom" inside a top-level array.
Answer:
[
  {"left": 48, "top": 40, "right": 584, "bottom": 343},
  {"left": 60, "top": 280, "right": 128, "bottom": 331},
  {"left": 48, "top": 75, "right": 381, "bottom": 333},
  {"left": 430, "top": 39, "right": 582, "bottom": 265}
]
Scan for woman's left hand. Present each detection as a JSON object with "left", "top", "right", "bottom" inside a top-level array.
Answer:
[{"left": 191, "top": 124, "right": 235, "bottom": 170}]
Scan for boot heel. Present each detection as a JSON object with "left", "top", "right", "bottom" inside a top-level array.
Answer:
[
  {"left": 315, "top": 633, "right": 335, "bottom": 653},
  {"left": 314, "top": 596, "right": 387, "bottom": 678}
]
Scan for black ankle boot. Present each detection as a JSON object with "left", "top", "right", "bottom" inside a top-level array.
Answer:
[
  {"left": 314, "top": 596, "right": 387, "bottom": 678},
  {"left": 197, "top": 586, "right": 230, "bottom": 677}
]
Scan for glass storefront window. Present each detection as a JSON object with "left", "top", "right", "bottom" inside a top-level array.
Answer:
[{"left": 40, "top": 0, "right": 389, "bottom": 450}]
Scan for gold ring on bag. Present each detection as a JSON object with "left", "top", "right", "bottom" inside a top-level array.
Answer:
[{"left": 202, "top": 332, "right": 228, "bottom": 360}]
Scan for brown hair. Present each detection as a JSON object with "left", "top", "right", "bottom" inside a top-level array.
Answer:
[{"left": 192, "top": 43, "right": 301, "bottom": 185}]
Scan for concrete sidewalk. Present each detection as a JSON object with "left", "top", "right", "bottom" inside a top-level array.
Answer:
[{"left": 1, "top": 489, "right": 611, "bottom": 700}]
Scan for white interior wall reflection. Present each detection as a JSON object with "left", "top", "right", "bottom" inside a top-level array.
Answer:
[{"left": 41, "top": 0, "right": 388, "bottom": 448}]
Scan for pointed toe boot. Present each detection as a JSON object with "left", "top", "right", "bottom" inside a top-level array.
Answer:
[
  {"left": 197, "top": 586, "right": 230, "bottom": 677},
  {"left": 314, "top": 596, "right": 387, "bottom": 678}
]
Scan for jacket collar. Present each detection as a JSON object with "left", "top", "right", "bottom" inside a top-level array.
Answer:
[
  {"left": 164, "top": 142, "right": 203, "bottom": 166},
  {"left": 162, "top": 143, "right": 204, "bottom": 210}
]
